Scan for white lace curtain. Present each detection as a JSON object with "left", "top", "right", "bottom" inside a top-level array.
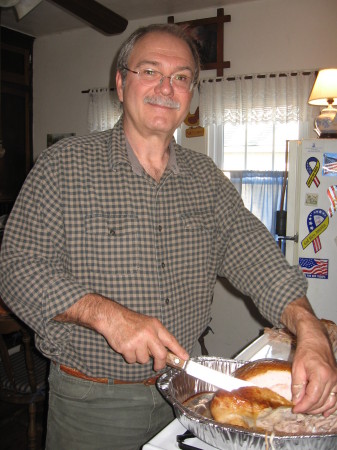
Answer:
[
  {"left": 199, "top": 70, "right": 319, "bottom": 127},
  {"left": 87, "top": 88, "right": 122, "bottom": 133}
]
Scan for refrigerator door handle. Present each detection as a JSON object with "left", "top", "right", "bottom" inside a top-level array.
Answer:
[{"left": 278, "top": 233, "right": 299, "bottom": 243}]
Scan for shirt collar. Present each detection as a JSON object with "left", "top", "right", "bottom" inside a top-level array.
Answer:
[
  {"left": 108, "top": 117, "right": 130, "bottom": 171},
  {"left": 126, "top": 138, "right": 180, "bottom": 177},
  {"left": 109, "top": 116, "right": 180, "bottom": 176}
]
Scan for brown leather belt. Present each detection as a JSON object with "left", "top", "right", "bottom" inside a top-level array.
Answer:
[{"left": 59, "top": 364, "right": 159, "bottom": 385}]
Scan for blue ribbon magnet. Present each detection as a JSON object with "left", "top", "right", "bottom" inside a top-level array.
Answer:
[{"left": 301, "top": 209, "right": 329, "bottom": 253}]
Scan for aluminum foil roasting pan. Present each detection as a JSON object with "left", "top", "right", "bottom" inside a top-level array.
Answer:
[{"left": 157, "top": 356, "right": 337, "bottom": 450}]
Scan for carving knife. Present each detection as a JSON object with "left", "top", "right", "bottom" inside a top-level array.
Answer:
[{"left": 166, "top": 352, "right": 254, "bottom": 391}]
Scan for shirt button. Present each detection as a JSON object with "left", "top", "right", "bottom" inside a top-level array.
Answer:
[
  {"left": 161, "top": 262, "right": 165, "bottom": 268},
  {"left": 158, "top": 225, "right": 162, "bottom": 232},
  {"left": 165, "top": 298, "right": 170, "bottom": 305}
]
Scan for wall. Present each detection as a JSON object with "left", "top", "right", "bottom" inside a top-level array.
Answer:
[
  {"left": 33, "top": 0, "right": 337, "bottom": 159},
  {"left": 32, "top": 0, "right": 337, "bottom": 357}
]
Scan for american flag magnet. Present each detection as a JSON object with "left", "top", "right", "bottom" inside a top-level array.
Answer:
[
  {"left": 301, "top": 209, "right": 329, "bottom": 253},
  {"left": 322, "top": 153, "right": 337, "bottom": 176},
  {"left": 299, "top": 258, "right": 328, "bottom": 279}
]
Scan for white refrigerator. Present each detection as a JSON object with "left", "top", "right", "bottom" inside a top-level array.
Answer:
[{"left": 286, "top": 139, "right": 337, "bottom": 323}]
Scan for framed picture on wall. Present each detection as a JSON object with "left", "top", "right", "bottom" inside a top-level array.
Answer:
[{"left": 168, "top": 8, "right": 231, "bottom": 76}]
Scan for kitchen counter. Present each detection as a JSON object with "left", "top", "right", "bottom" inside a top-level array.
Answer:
[{"left": 143, "top": 419, "right": 215, "bottom": 450}]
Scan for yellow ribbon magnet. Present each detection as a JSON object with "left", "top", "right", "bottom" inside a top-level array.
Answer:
[{"left": 306, "top": 157, "right": 320, "bottom": 188}]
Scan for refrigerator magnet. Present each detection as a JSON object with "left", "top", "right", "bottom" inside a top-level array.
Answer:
[
  {"left": 305, "top": 157, "right": 320, "bottom": 188},
  {"left": 299, "top": 257, "right": 328, "bottom": 279},
  {"left": 327, "top": 185, "right": 337, "bottom": 217},
  {"left": 301, "top": 209, "right": 329, "bottom": 253}
]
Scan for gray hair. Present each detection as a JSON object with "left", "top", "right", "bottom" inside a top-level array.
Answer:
[{"left": 116, "top": 23, "right": 200, "bottom": 88}]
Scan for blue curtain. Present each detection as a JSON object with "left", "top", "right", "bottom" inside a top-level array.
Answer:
[{"left": 229, "top": 171, "right": 286, "bottom": 238}]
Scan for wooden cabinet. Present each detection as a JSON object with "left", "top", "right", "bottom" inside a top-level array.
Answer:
[{"left": 0, "top": 27, "right": 34, "bottom": 215}]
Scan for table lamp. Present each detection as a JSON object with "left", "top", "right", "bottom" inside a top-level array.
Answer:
[{"left": 308, "top": 68, "right": 337, "bottom": 138}]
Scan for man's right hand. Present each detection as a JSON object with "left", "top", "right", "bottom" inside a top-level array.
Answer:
[{"left": 54, "top": 293, "right": 189, "bottom": 371}]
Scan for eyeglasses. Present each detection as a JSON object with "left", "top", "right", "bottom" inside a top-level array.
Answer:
[{"left": 123, "top": 66, "right": 195, "bottom": 93}]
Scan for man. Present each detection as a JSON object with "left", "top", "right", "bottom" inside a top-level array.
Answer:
[{"left": 0, "top": 24, "right": 336, "bottom": 450}]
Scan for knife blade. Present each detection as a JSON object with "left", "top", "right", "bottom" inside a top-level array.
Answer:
[{"left": 166, "top": 352, "right": 254, "bottom": 391}]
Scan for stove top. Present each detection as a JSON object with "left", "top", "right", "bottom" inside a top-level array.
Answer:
[{"left": 143, "top": 419, "right": 215, "bottom": 449}]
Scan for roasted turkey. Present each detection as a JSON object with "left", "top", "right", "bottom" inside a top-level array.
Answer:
[{"left": 210, "top": 358, "right": 337, "bottom": 434}]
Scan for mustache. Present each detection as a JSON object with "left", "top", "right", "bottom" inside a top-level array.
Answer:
[{"left": 144, "top": 96, "right": 181, "bottom": 110}]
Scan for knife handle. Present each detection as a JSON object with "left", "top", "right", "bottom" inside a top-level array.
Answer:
[{"left": 166, "top": 352, "right": 186, "bottom": 369}]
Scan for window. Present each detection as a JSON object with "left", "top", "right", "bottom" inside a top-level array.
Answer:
[
  {"left": 199, "top": 71, "right": 319, "bottom": 240},
  {"left": 208, "top": 119, "right": 300, "bottom": 239},
  {"left": 200, "top": 70, "right": 318, "bottom": 175},
  {"left": 220, "top": 121, "right": 298, "bottom": 239},
  {"left": 223, "top": 121, "right": 299, "bottom": 172}
]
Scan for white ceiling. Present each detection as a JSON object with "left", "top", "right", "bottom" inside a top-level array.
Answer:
[{"left": 0, "top": 0, "right": 256, "bottom": 37}]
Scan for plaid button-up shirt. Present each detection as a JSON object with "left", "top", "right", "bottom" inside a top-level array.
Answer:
[{"left": 0, "top": 118, "right": 307, "bottom": 380}]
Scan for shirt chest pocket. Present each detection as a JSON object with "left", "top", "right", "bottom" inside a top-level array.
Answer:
[
  {"left": 179, "top": 211, "right": 215, "bottom": 268},
  {"left": 181, "top": 211, "right": 215, "bottom": 233},
  {"left": 85, "top": 214, "right": 139, "bottom": 275}
]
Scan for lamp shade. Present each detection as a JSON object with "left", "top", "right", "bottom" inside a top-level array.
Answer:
[{"left": 308, "top": 68, "right": 337, "bottom": 106}]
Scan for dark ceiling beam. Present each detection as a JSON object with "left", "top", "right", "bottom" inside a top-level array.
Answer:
[{"left": 50, "top": 0, "right": 128, "bottom": 35}]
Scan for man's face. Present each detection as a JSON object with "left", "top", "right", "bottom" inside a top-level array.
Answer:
[{"left": 116, "top": 31, "right": 195, "bottom": 139}]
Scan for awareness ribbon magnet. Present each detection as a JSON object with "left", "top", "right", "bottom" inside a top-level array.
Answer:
[
  {"left": 301, "top": 209, "right": 329, "bottom": 253},
  {"left": 306, "top": 157, "right": 320, "bottom": 188},
  {"left": 327, "top": 185, "right": 337, "bottom": 217}
]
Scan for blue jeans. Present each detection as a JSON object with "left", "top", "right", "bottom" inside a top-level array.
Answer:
[{"left": 46, "top": 363, "right": 175, "bottom": 450}]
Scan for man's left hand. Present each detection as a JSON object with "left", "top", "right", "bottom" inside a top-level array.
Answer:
[
  {"left": 281, "top": 296, "right": 337, "bottom": 417},
  {"left": 291, "top": 329, "right": 337, "bottom": 416}
]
